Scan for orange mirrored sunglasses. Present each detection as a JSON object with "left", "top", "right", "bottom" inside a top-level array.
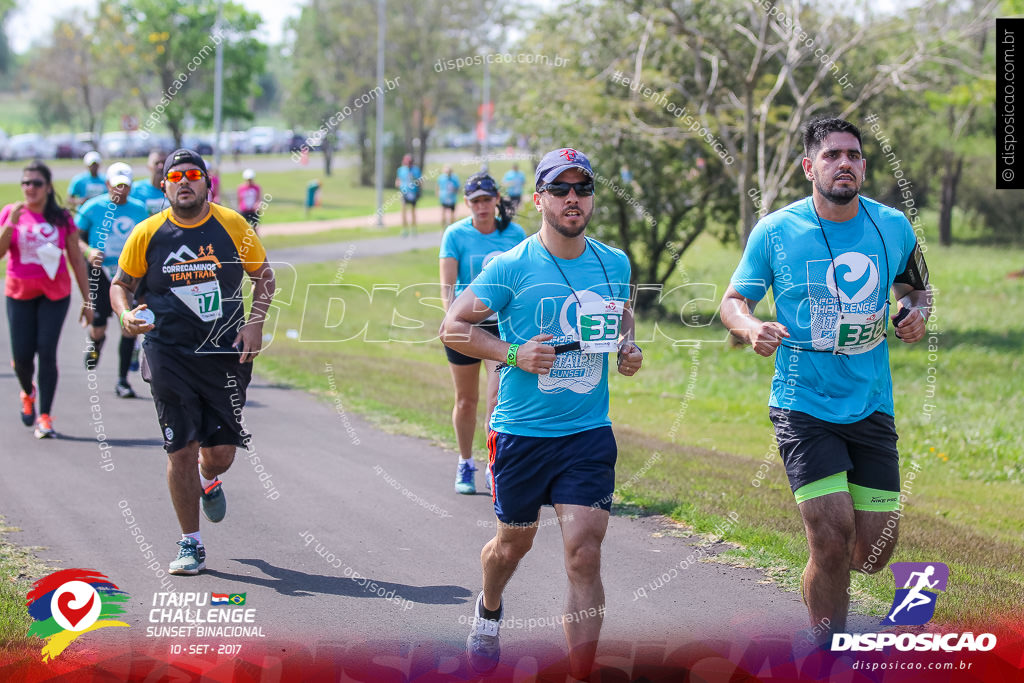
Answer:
[{"left": 165, "top": 169, "right": 205, "bottom": 183}]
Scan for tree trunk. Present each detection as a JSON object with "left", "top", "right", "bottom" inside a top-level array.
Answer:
[
  {"left": 738, "top": 84, "right": 755, "bottom": 247},
  {"left": 357, "top": 109, "right": 373, "bottom": 187},
  {"left": 938, "top": 152, "right": 962, "bottom": 247}
]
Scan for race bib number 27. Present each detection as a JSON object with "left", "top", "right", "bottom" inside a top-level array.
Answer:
[{"left": 577, "top": 299, "right": 624, "bottom": 353}]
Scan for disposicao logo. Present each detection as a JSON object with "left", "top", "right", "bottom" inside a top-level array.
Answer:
[
  {"left": 831, "top": 562, "right": 997, "bottom": 652},
  {"left": 26, "top": 569, "right": 130, "bottom": 661}
]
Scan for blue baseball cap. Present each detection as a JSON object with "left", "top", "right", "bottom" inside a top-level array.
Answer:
[
  {"left": 534, "top": 148, "right": 594, "bottom": 186},
  {"left": 464, "top": 173, "right": 499, "bottom": 200}
]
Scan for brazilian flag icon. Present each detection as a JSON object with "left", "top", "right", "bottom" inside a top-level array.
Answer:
[{"left": 228, "top": 593, "right": 246, "bottom": 605}]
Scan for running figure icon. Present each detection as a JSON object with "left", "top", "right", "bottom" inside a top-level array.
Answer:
[{"left": 887, "top": 564, "right": 939, "bottom": 622}]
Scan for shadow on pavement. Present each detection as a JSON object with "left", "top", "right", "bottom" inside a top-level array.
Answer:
[{"left": 208, "top": 558, "right": 474, "bottom": 606}]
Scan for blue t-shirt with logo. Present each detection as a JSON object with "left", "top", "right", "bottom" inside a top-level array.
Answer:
[
  {"left": 396, "top": 165, "right": 421, "bottom": 195},
  {"left": 130, "top": 179, "right": 167, "bottom": 215},
  {"left": 437, "top": 172, "right": 460, "bottom": 205},
  {"left": 68, "top": 171, "right": 107, "bottom": 203},
  {"left": 77, "top": 193, "right": 151, "bottom": 273},
  {"left": 730, "top": 197, "right": 918, "bottom": 424},
  {"left": 440, "top": 217, "right": 526, "bottom": 298},
  {"left": 471, "top": 234, "right": 632, "bottom": 437},
  {"left": 502, "top": 169, "right": 526, "bottom": 197}
]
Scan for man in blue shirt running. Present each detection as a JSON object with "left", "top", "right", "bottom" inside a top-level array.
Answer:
[
  {"left": 78, "top": 162, "right": 151, "bottom": 397},
  {"left": 720, "top": 117, "right": 932, "bottom": 643},
  {"left": 130, "top": 149, "right": 169, "bottom": 215},
  {"left": 501, "top": 163, "right": 526, "bottom": 215},
  {"left": 437, "top": 165, "right": 460, "bottom": 227},
  {"left": 68, "top": 151, "right": 107, "bottom": 210},
  {"left": 442, "top": 148, "right": 643, "bottom": 678}
]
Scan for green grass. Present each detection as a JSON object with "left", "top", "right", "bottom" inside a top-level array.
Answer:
[
  {"left": 252, "top": 226, "right": 1024, "bottom": 628},
  {"left": 0, "top": 517, "right": 49, "bottom": 653},
  {"left": 0, "top": 153, "right": 532, "bottom": 232}
]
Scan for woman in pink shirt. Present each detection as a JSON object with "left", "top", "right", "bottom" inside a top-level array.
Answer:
[{"left": 0, "top": 161, "right": 93, "bottom": 438}]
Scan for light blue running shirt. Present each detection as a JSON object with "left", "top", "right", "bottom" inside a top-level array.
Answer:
[
  {"left": 471, "top": 234, "right": 631, "bottom": 437},
  {"left": 77, "top": 193, "right": 151, "bottom": 274},
  {"left": 440, "top": 217, "right": 526, "bottom": 299},
  {"left": 130, "top": 179, "right": 168, "bottom": 215},
  {"left": 730, "top": 196, "right": 918, "bottom": 423}
]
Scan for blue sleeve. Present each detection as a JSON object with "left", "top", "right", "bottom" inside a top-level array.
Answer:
[
  {"left": 439, "top": 227, "right": 459, "bottom": 259},
  {"left": 730, "top": 220, "right": 774, "bottom": 302},
  {"left": 77, "top": 205, "right": 94, "bottom": 234},
  {"left": 68, "top": 176, "right": 84, "bottom": 198},
  {"left": 470, "top": 255, "right": 514, "bottom": 314}
]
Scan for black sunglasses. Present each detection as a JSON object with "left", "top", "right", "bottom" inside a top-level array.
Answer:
[
  {"left": 537, "top": 181, "right": 594, "bottom": 197},
  {"left": 21, "top": 179, "right": 45, "bottom": 188}
]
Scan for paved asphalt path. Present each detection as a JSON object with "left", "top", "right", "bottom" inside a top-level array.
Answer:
[{"left": 0, "top": 232, "right": 877, "bottom": 678}]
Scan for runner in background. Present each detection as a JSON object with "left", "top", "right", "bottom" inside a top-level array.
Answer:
[
  {"left": 439, "top": 173, "right": 525, "bottom": 495},
  {"left": 1, "top": 161, "right": 93, "bottom": 438},
  {"left": 237, "top": 169, "right": 262, "bottom": 231},
  {"left": 396, "top": 154, "right": 421, "bottom": 236},
  {"left": 77, "top": 162, "right": 150, "bottom": 398},
  {"left": 68, "top": 151, "right": 106, "bottom": 211},
  {"left": 501, "top": 163, "right": 526, "bottom": 216},
  {"left": 131, "top": 149, "right": 169, "bottom": 216},
  {"left": 438, "top": 166, "right": 460, "bottom": 227}
]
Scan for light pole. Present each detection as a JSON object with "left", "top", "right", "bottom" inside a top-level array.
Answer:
[{"left": 374, "top": 0, "right": 386, "bottom": 227}]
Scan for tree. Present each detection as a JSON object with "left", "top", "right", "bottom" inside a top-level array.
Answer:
[
  {"left": 25, "top": 20, "right": 120, "bottom": 133},
  {"left": 94, "top": 0, "right": 266, "bottom": 145}
]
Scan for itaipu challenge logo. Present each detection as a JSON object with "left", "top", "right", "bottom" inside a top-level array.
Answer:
[{"left": 26, "top": 569, "right": 130, "bottom": 661}]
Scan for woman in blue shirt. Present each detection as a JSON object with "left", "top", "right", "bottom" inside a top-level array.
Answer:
[{"left": 439, "top": 173, "right": 526, "bottom": 494}]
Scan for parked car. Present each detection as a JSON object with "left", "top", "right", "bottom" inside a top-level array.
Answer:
[
  {"left": 48, "top": 134, "right": 75, "bottom": 159},
  {"left": 73, "top": 133, "right": 98, "bottom": 158},
  {"left": 247, "top": 126, "right": 276, "bottom": 154},
  {"left": 182, "top": 136, "right": 214, "bottom": 156},
  {"left": 4, "top": 133, "right": 56, "bottom": 160}
]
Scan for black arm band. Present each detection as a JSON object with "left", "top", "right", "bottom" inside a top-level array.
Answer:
[{"left": 893, "top": 242, "right": 929, "bottom": 290}]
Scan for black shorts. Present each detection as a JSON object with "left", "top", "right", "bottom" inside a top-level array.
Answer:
[
  {"left": 769, "top": 407, "right": 900, "bottom": 495},
  {"left": 441, "top": 202, "right": 456, "bottom": 211},
  {"left": 444, "top": 322, "right": 500, "bottom": 365},
  {"left": 402, "top": 192, "right": 419, "bottom": 205},
  {"left": 142, "top": 342, "right": 253, "bottom": 453},
  {"left": 88, "top": 267, "right": 113, "bottom": 327},
  {"left": 241, "top": 210, "right": 260, "bottom": 226}
]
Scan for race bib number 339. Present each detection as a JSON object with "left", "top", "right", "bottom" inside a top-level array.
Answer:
[{"left": 578, "top": 300, "right": 623, "bottom": 353}]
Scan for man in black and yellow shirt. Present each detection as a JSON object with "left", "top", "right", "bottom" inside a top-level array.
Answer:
[{"left": 111, "top": 149, "right": 276, "bottom": 575}]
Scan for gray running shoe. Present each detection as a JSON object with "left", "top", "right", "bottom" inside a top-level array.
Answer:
[
  {"left": 201, "top": 479, "right": 227, "bottom": 523},
  {"left": 466, "top": 592, "right": 502, "bottom": 674},
  {"left": 168, "top": 538, "right": 206, "bottom": 575}
]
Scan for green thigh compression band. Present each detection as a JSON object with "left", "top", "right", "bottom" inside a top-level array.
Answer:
[
  {"left": 847, "top": 483, "right": 900, "bottom": 511},
  {"left": 794, "top": 472, "right": 900, "bottom": 511},
  {"left": 794, "top": 472, "right": 849, "bottom": 505}
]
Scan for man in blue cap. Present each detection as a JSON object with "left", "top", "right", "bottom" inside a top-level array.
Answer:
[{"left": 441, "top": 147, "right": 644, "bottom": 678}]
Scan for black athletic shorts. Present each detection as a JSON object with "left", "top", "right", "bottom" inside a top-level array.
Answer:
[
  {"left": 441, "top": 202, "right": 455, "bottom": 211},
  {"left": 769, "top": 407, "right": 900, "bottom": 497},
  {"left": 444, "top": 322, "right": 500, "bottom": 365},
  {"left": 88, "top": 267, "right": 113, "bottom": 327},
  {"left": 142, "top": 341, "right": 253, "bottom": 453}
]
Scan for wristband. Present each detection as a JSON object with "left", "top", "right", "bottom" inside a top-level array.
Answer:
[
  {"left": 119, "top": 310, "right": 127, "bottom": 329},
  {"left": 506, "top": 344, "right": 519, "bottom": 367}
]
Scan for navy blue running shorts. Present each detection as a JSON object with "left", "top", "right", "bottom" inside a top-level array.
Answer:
[{"left": 487, "top": 426, "right": 617, "bottom": 525}]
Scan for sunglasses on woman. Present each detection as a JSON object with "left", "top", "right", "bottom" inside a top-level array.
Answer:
[
  {"left": 537, "top": 181, "right": 594, "bottom": 197},
  {"left": 165, "top": 169, "right": 206, "bottom": 183},
  {"left": 465, "top": 177, "right": 497, "bottom": 193},
  {"left": 20, "top": 179, "right": 45, "bottom": 188}
]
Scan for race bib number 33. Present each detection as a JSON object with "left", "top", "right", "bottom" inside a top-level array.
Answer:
[{"left": 578, "top": 299, "right": 623, "bottom": 353}]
